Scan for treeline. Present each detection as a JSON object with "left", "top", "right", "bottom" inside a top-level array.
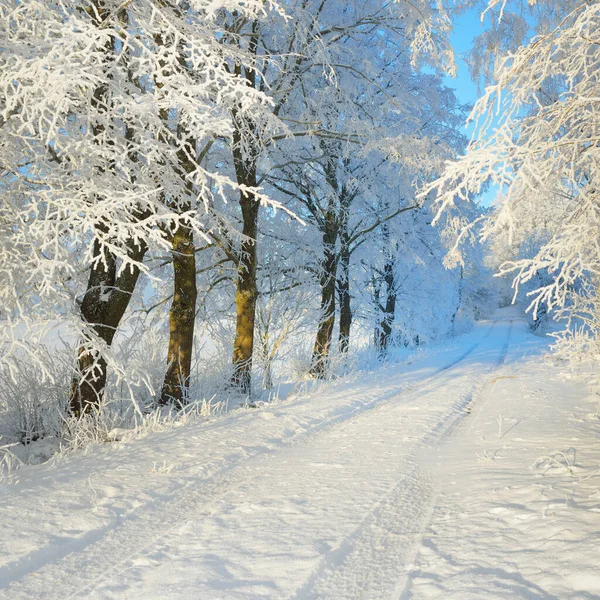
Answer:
[{"left": 0, "top": 0, "right": 490, "bottom": 424}]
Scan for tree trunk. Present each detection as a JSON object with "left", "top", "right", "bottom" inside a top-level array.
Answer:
[
  {"left": 70, "top": 2, "right": 145, "bottom": 416},
  {"left": 451, "top": 265, "right": 464, "bottom": 335},
  {"left": 227, "top": 26, "right": 263, "bottom": 396},
  {"left": 160, "top": 221, "right": 197, "bottom": 407},
  {"left": 311, "top": 238, "right": 337, "bottom": 377},
  {"left": 377, "top": 256, "right": 396, "bottom": 355},
  {"left": 231, "top": 150, "right": 260, "bottom": 394},
  {"left": 338, "top": 240, "right": 351, "bottom": 353},
  {"left": 70, "top": 237, "right": 147, "bottom": 416}
]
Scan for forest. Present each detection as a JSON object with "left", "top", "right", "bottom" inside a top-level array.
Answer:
[
  {"left": 1, "top": 1, "right": 600, "bottom": 597},
  {"left": 1, "top": 0, "right": 598, "bottom": 447},
  {"left": 0, "top": 0, "right": 597, "bottom": 448}
]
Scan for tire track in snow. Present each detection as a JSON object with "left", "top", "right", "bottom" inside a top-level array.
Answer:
[
  {"left": 293, "top": 462, "right": 435, "bottom": 600},
  {"left": 439, "top": 318, "right": 513, "bottom": 442},
  {"left": 0, "top": 322, "right": 499, "bottom": 599},
  {"left": 293, "top": 321, "right": 514, "bottom": 600},
  {"left": 393, "top": 320, "right": 514, "bottom": 600},
  {"left": 78, "top": 323, "right": 497, "bottom": 599}
]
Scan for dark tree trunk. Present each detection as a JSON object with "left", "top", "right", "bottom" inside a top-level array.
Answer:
[
  {"left": 70, "top": 237, "right": 148, "bottom": 416},
  {"left": 232, "top": 192, "right": 259, "bottom": 394},
  {"left": 227, "top": 24, "right": 263, "bottom": 396},
  {"left": 311, "top": 236, "right": 337, "bottom": 377},
  {"left": 451, "top": 265, "right": 464, "bottom": 335},
  {"left": 377, "top": 256, "right": 396, "bottom": 354},
  {"left": 159, "top": 124, "right": 200, "bottom": 406},
  {"left": 310, "top": 150, "right": 345, "bottom": 377},
  {"left": 160, "top": 221, "right": 197, "bottom": 407},
  {"left": 338, "top": 240, "right": 351, "bottom": 354},
  {"left": 375, "top": 222, "right": 397, "bottom": 356},
  {"left": 70, "top": 2, "right": 146, "bottom": 416},
  {"left": 231, "top": 132, "right": 260, "bottom": 394},
  {"left": 371, "top": 276, "right": 382, "bottom": 348}
]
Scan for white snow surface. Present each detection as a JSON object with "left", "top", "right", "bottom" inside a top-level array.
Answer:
[{"left": 1, "top": 308, "right": 599, "bottom": 599}]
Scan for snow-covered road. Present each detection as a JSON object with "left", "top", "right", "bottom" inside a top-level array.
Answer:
[{"left": 1, "top": 311, "right": 599, "bottom": 599}]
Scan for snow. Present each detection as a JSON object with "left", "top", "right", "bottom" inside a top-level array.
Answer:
[{"left": 0, "top": 308, "right": 599, "bottom": 599}]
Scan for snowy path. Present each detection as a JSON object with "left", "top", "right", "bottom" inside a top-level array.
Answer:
[{"left": 1, "top": 311, "right": 599, "bottom": 599}]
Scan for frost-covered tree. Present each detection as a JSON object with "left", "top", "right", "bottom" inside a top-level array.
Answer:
[
  {"left": 210, "top": 0, "right": 462, "bottom": 391},
  {"left": 427, "top": 1, "right": 600, "bottom": 350},
  {"left": 0, "top": 0, "right": 282, "bottom": 414},
  {"left": 0, "top": 0, "right": 495, "bottom": 438}
]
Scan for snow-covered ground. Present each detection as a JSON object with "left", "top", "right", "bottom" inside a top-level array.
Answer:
[{"left": 1, "top": 308, "right": 599, "bottom": 599}]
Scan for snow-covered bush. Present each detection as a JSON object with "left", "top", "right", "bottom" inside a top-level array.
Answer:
[{"left": 0, "top": 347, "right": 71, "bottom": 444}]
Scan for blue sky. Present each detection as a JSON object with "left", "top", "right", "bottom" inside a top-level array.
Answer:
[
  {"left": 445, "top": 9, "right": 487, "bottom": 110},
  {"left": 443, "top": 8, "right": 500, "bottom": 207}
]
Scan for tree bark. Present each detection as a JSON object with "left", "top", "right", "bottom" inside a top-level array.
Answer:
[
  {"left": 227, "top": 21, "right": 263, "bottom": 396},
  {"left": 231, "top": 133, "right": 260, "bottom": 394},
  {"left": 377, "top": 256, "right": 396, "bottom": 354},
  {"left": 70, "top": 237, "right": 148, "bottom": 416},
  {"left": 160, "top": 221, "right": 197, "bottom": 407},
  {"left": 451, "top": 265, "right": 464, "bottom": 335},
  {"left": 70, "top": 1, "right": 146, "bottom": 416},
  {"left": 374, "top": 221, "right": 397, "bottom": 355},
  {"left": 232, "top": 196, "right": 260, "bottom": 394},
  {"left": 310, "top": 149, "right": 344, "bottom": 376},
  {"left": 158, "top": 111, "right": 200, "bottom": 405},
  {"left": 311, "top": 235, "right": 337, "bottom": 377},
  {"left": 338, "top": 239, "right": 351, "bottom": 353}
]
